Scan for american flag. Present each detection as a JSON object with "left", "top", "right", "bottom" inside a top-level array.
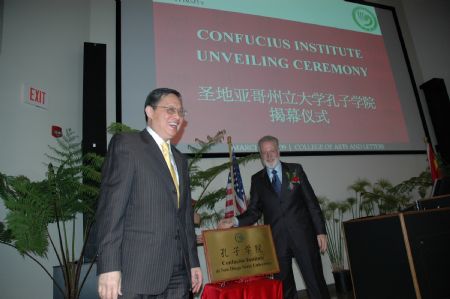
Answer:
[{"left": 224, "top": 151, "right": 247, "bottom": 218}]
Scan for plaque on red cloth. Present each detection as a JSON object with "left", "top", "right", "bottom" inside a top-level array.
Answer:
[{"left": 202, "top": 225, "right": 279, "bottom": 283}]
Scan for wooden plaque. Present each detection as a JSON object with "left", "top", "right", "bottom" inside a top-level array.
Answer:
[{"left": 202, "top": 225, "right": 279, "bottom": 283}]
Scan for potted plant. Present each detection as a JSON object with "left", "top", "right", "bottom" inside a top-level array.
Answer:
[
  {"left": 360, "top": 178, "right": 411, "bottom": 214},
  {"left": 318, "top": 196, "right": 352, "bottom": 294},
  {"left": 359, "top": 171, "right": 433, "bottom": 215},
  {"left": 395, "top": 170, "right": 433, "bottom": 200},
  {"left": 347, "top": 178, "right": 372, "bottom": 218},
  {"left": 0, "top": 129, "right": 100, "bottom": 299}
]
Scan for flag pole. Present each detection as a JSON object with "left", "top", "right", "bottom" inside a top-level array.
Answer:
[{"left": 227, "top": 136, "right": 237, "bottom": 215}]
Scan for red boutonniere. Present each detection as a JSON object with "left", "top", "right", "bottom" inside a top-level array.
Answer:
[{"left": 287, "top": 171, "right": 300, "bottom": 191}]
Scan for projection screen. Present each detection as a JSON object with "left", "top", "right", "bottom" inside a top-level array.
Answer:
[{"left": 119, "top": 0, "right": 427, "bottom": 154}]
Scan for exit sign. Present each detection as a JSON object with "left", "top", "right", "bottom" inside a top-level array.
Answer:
[{"left": 22, "top": 83, "right": 48, "bottom": 109}]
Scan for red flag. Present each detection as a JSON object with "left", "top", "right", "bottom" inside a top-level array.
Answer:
[
  {"left": 427, "top": 143, "right": 441, "bottom": 181},
  {"left": 224, "top": 151, "right": 247, "bottom": 218}
]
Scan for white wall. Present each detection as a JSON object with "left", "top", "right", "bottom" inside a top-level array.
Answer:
[
  {"left": 0, "top": 0, "right": 448, "bottom": 298},
  {"left": 0, "top": 1, "right": 115, "bottom": 298}
]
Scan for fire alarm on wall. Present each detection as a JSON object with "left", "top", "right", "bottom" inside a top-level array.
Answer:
[{"left": 51, "top": 125, "right": 63, "bottom": 138}]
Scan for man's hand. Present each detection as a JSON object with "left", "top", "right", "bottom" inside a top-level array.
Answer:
[
  {"left": 191, "top": 267, "right": 203, "bottom": 293},
  {"left": 317, "top": 234, "right": 328, "bottom": 253},
  {"left": 218, "top": 218, "right": 234, "bottom": 229},
  {"left": 98, "top": 271, "right": 121, "bottom": 299}
]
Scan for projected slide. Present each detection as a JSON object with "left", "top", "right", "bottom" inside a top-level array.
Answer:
[{"left": 121, "top": 0, "right": 426, "bottom": 153}]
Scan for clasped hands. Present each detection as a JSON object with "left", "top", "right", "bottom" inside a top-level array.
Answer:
[{"left": 217, "top": 218, "right": 234, "bottom": 229}]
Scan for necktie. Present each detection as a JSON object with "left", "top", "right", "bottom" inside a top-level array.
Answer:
[
  {"left": 271, "top": 169, "right": 281, "bottom": 196},
  {"left": 161, "top": 142, "right": 179, "bottom": 208}
]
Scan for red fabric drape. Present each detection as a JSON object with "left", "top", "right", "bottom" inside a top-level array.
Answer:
[{"left": 201, "top": 277, "right": 283, "bottom": 299}]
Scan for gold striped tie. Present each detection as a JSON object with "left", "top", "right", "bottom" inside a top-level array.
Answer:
[{"left": 161, "top": 142, "right": 179, "bottom": 208}]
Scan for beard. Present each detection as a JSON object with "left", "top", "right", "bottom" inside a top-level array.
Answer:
[{"left": 262, "top": 158, "right": 279, "bottom": 169}]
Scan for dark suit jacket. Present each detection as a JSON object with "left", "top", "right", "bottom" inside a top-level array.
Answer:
[
  {"left": 95, "top": 130, "right": 199, "bottom": 294},
  {"left": 237, "top": 162, "right": 326, "bottom": 255}
]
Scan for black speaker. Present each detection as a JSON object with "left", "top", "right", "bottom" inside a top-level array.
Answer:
[
  {"left": 83, "top": 42, "right": 107, "bottom": 156},
  {"left": 82, "top": 42, "right": 107, "bottom": 261},
  {"left": 420, "top": 78, "right": 450, "bottom": 164}
]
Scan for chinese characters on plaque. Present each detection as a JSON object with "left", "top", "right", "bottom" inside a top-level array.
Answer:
[{"left": 202, "top": 225, "right": 279, "bottom": 282}]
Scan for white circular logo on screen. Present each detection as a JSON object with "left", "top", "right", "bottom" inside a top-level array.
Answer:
[{"left": 353, "top": 7, "right": 378, "bottom": 32}]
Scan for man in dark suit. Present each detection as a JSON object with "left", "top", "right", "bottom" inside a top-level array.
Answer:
[
  {"left": 219, "top": 135, "right": 329, "bottom": 299},
  {"left": 95, "top": 88, "right": 202, "bottom": 299}
]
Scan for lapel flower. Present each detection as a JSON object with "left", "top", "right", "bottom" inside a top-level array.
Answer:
[{"left": 286, "top": 171, "right": 301, "bottom": 191}]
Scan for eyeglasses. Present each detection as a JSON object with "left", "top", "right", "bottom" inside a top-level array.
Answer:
[{"left": 152, "top": 105, "right": 187, "bottom": 117}]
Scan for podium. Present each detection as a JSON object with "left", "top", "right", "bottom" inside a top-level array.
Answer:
[{"left": 343, "top": 207, "right": 450, "bottom": 299}]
